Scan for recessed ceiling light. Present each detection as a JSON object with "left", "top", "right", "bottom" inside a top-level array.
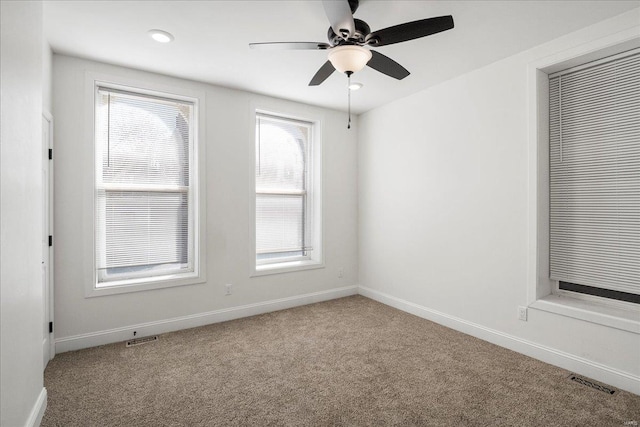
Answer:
[
  {"left": 148, "top": 29, "right": 174, "bottom": 43},
  {"left": 348, "top": 82, "right": 363, "bottom": 91}
]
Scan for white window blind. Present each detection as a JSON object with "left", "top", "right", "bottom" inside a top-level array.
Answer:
[
  {"left": 549, "top": 50, "right": 640, "bottom": 297},
  {"left": 255, "top": 114, "right": 313, "bottom": 263},
  {"left": 95, "top": 87, "right": 195, "bottom": 285}
]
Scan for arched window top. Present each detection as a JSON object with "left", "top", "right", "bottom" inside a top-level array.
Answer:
[
  {"left": 97, "top": 89, "right": 191, "bottom": 187},
  {"left": 256, "top": 116, "right": 309, "bottom": 191}
]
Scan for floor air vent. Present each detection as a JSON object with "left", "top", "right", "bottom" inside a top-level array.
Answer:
[
  {"left": 568, "top": 374, "right": 617, "bottom": 395},
  {"left": 126, "top": 336, "right": 158, "bottom": 347}
]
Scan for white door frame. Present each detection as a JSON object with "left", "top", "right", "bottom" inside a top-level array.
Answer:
[{"left": 42, "top": 110, "right": 55, "bottom": 368}]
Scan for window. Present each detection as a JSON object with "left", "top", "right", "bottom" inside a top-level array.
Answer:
[
  {"left": 548, "top": 49, "right": 639, "bottom": 305},
  {"left": 94, "top": 85, "right": 199, "bottom": 289},
  {"left": 254, "top": 113, "right": 322, "bottom": 273}
]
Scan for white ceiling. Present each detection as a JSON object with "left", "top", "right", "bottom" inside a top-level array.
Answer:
[{"left": 44, "top": 1, "right": 639, "bottom": 114}]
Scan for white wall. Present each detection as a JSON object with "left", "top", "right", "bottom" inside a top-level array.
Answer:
[
  {"left": 359, "top": 9, "right": 640, "bottom": 393},
  {"left": 1, "top": 1, "right": 48, "bottom": 426},
  {"left": 43, "top": 40, "right": 53, "bottom": 113},
  {"left": 52, "top": 55, "right": 358, "bottom": 349}
]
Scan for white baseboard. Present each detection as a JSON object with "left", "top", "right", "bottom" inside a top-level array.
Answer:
[
  {"left": 55, "top": 285, "right": 358, "bottom": 354},
  {"left": 26, "top": 387, "right": 47, "bottom": 427},
  {"left": 358, "top": 285, "right": 640, "bottom": 395}
]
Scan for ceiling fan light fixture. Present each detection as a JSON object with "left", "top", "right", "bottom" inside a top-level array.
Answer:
[
  {"left": 328, "top": 45, "right": 372, "bottom": 74},
  {"left": 148, "top": 29, "right": 174, "bottom": 43}
]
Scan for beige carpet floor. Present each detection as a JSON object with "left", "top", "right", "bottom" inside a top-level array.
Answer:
[{"left": 43, "top": 296, "right": 639, "bottom": 426}]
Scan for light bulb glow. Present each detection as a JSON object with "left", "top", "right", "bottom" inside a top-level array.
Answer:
[
  {"left": 148, "top": 29, "right": 174, "bottom": 43},
  {"left": 328, "top": 45, "right": 372, "bottom": 73}
]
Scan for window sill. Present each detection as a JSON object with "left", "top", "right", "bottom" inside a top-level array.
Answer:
[
  {"left": 252, "top": 260, "right": 324, "bottom": 277},
  {"left": 530, "top": 294, "right": 640, "bottom": 334},
  {"left": 86, "top": 272, "right": 205, "bottom": 298}
]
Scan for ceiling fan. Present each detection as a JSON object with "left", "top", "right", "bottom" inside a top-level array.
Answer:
[{"left": 249, "top": 0, "right": 454, "bottom": 86}]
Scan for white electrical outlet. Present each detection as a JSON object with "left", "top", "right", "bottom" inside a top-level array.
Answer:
[
  {"left": 518, "top": 306, "right": 528, "bottom": 321},
  {"left": 338, "top": 269, "right": 344, "bottom": 278},
  {"left": 225, "top": 284, "right": 233, "bottom": 295}
]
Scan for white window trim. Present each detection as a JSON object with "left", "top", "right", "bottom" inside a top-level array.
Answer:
[
  {"left": 250, "top": 102, "right": 324, "bottom": 277},
  {"left": 84, "top": 72, "right": 207, "bottom": 297},
  {"left": 526, "top": 31, "right": 640, "bottom": 333}
]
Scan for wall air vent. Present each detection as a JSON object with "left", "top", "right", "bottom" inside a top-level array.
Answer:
[
  {"left": 568, "top": 374, "right": 617, "bottom": 395},
  {"left": 126, "top": 335, "right": 158, "bottom": 347}
]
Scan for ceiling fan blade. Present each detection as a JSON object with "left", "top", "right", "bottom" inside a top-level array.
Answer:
[
  {"left": 367, "top": 50, "right": 410, "bottom": 80},
  {"left": 322, "top": 0, "right": 355, "bottom": 40},
  {"left": 366, "top": 15, "right": 454, "bottom": 47},
  {"left": 309, "top": 60, "right": 336, "bottom": 86},
  {"left": 250, "top": 42, "right": 331, "bottom": 50}
]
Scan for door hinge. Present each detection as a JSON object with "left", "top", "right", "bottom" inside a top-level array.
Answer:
[
  {"left": 48, "top": 235, "right": 52, "bottom": 247},
  {"left": 48, "top": 149, "right": 52, "bottom": 160},
  {"left": 49, "top": 322, "right": 53, "bottom": 333}
]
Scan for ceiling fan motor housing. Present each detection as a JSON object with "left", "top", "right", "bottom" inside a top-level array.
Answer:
[{"left": 327, "top": 18, "right": 371, "bottom": 46}]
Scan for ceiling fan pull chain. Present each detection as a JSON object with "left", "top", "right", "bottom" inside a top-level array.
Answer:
[{"left": 347, "top": 73, "right": 351, "bottom": 129}]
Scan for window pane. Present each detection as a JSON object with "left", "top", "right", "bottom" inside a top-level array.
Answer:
[
  {"left": 96, "top": 91, "right": 190, "bottom": 187},
  {"left": 549, "top": 51, "right": 640, "bottom": 297},
  {"left": 95, "top": 87, "right": 195, "bottom": 285},
  {"left": 255, "top": 115, "right": 314, "bottom": 263},
  {"left": 256, "top": 119, "right": 307, "bottom": 191},
  {"left": 97, "top": 191, "right": 189, "bottom": 273},
  {"left": 256, "top": 194, "right": 304, "bottom": 255}
]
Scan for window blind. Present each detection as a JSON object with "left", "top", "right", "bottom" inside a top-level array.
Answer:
[
  {"left": 549, "top": 50, "right": 640, "bottom": 296},
  {"left": 95, "top": 87, "right": 194, "bottom": 284},
  {"left": 255, "top": 114, "right": 313, "bottom": 261}
]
